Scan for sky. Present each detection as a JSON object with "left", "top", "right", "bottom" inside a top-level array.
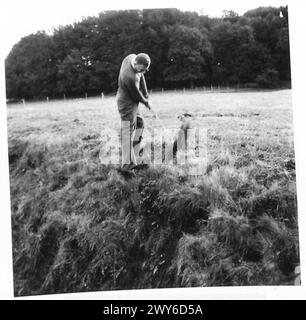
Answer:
[{"left": 0, "top": 0, "right": 290, "bottom": 59}]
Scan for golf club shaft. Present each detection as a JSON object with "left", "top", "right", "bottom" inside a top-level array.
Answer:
[{"left": 151, "top": 109, "right": 166, "bottom": 130}]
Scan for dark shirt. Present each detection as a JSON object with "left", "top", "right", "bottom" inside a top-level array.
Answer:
[{"left": 116, "top": 54, "right": 149, "bottom": 107}]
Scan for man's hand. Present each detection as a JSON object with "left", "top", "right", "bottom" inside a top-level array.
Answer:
[{"left": 145, "top": 101, "right": 152, "bottom": 110}]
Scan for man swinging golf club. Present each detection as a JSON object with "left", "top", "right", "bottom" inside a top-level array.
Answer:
[{"left": 116, "top": 53, "right": 152, "bottom": 174}]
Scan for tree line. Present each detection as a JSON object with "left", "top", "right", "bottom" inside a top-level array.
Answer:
[{"left": 5, "top": 6, "right": 291, "bottom": 100}]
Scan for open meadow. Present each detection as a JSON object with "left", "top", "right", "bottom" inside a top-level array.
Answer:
[{"left": 7, "top": 89, "right": 299, "bottom": 296}]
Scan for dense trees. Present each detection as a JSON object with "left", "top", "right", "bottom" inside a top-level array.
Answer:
[
  {"left": 5, "top": 32, "right": 56, "bottom": 98},
  {"left": 5, "top": 7, "right": 291, "bottom": 99}
]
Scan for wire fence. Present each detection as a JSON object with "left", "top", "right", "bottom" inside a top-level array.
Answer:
[{"left": 6, "top": 83, "right": 290, "bottom": 105}]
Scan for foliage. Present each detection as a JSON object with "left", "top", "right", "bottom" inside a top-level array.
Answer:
[
  {"left": 5, "top": 7, "right": 291, "bottom": 99},
  {"left": 255, "top": 68, "right": 280, "bottom": 88}
]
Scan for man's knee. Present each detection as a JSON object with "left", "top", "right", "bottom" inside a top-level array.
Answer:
[{"left": 136, "top": 115, "right": 144, "bottom": 130}]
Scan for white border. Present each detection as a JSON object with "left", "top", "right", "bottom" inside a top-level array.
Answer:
[{"left": 1, "top": 0, "right": 305, "bottom": 300}]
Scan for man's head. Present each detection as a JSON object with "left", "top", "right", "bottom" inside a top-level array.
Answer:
[{"left": 133, "top": 53, "right": 151, "bottom": 73}]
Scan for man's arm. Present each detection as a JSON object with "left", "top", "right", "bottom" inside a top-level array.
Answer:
[
  {"left": 140, "top": 74, "right": 148, "bottom": 99},
  {"left": 125, "top": 76, "right": 149, "bottom": 106}
]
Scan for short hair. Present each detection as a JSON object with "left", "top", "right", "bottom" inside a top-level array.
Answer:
[{"left": 135, "top": 53, "right": 151, "bottom": 68}]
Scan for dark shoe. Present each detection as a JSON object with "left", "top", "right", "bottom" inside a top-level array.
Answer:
[
  {"left": 132, "top": 163, "right": 149, "bottom": 171},
  {"left": 121, "top": 163, "right": 135, "bottom": 171},
  {"left": 116, "top": 166, "right": 136, "bottom": 179}
]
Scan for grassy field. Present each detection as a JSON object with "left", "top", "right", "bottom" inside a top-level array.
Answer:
[{"left": 7, "top": 89, "right": 299, "bottom": 296}]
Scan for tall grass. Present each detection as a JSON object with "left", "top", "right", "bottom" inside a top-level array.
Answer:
[{"left": 8, "top": 90, "right": 299, "bottom": 295}]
